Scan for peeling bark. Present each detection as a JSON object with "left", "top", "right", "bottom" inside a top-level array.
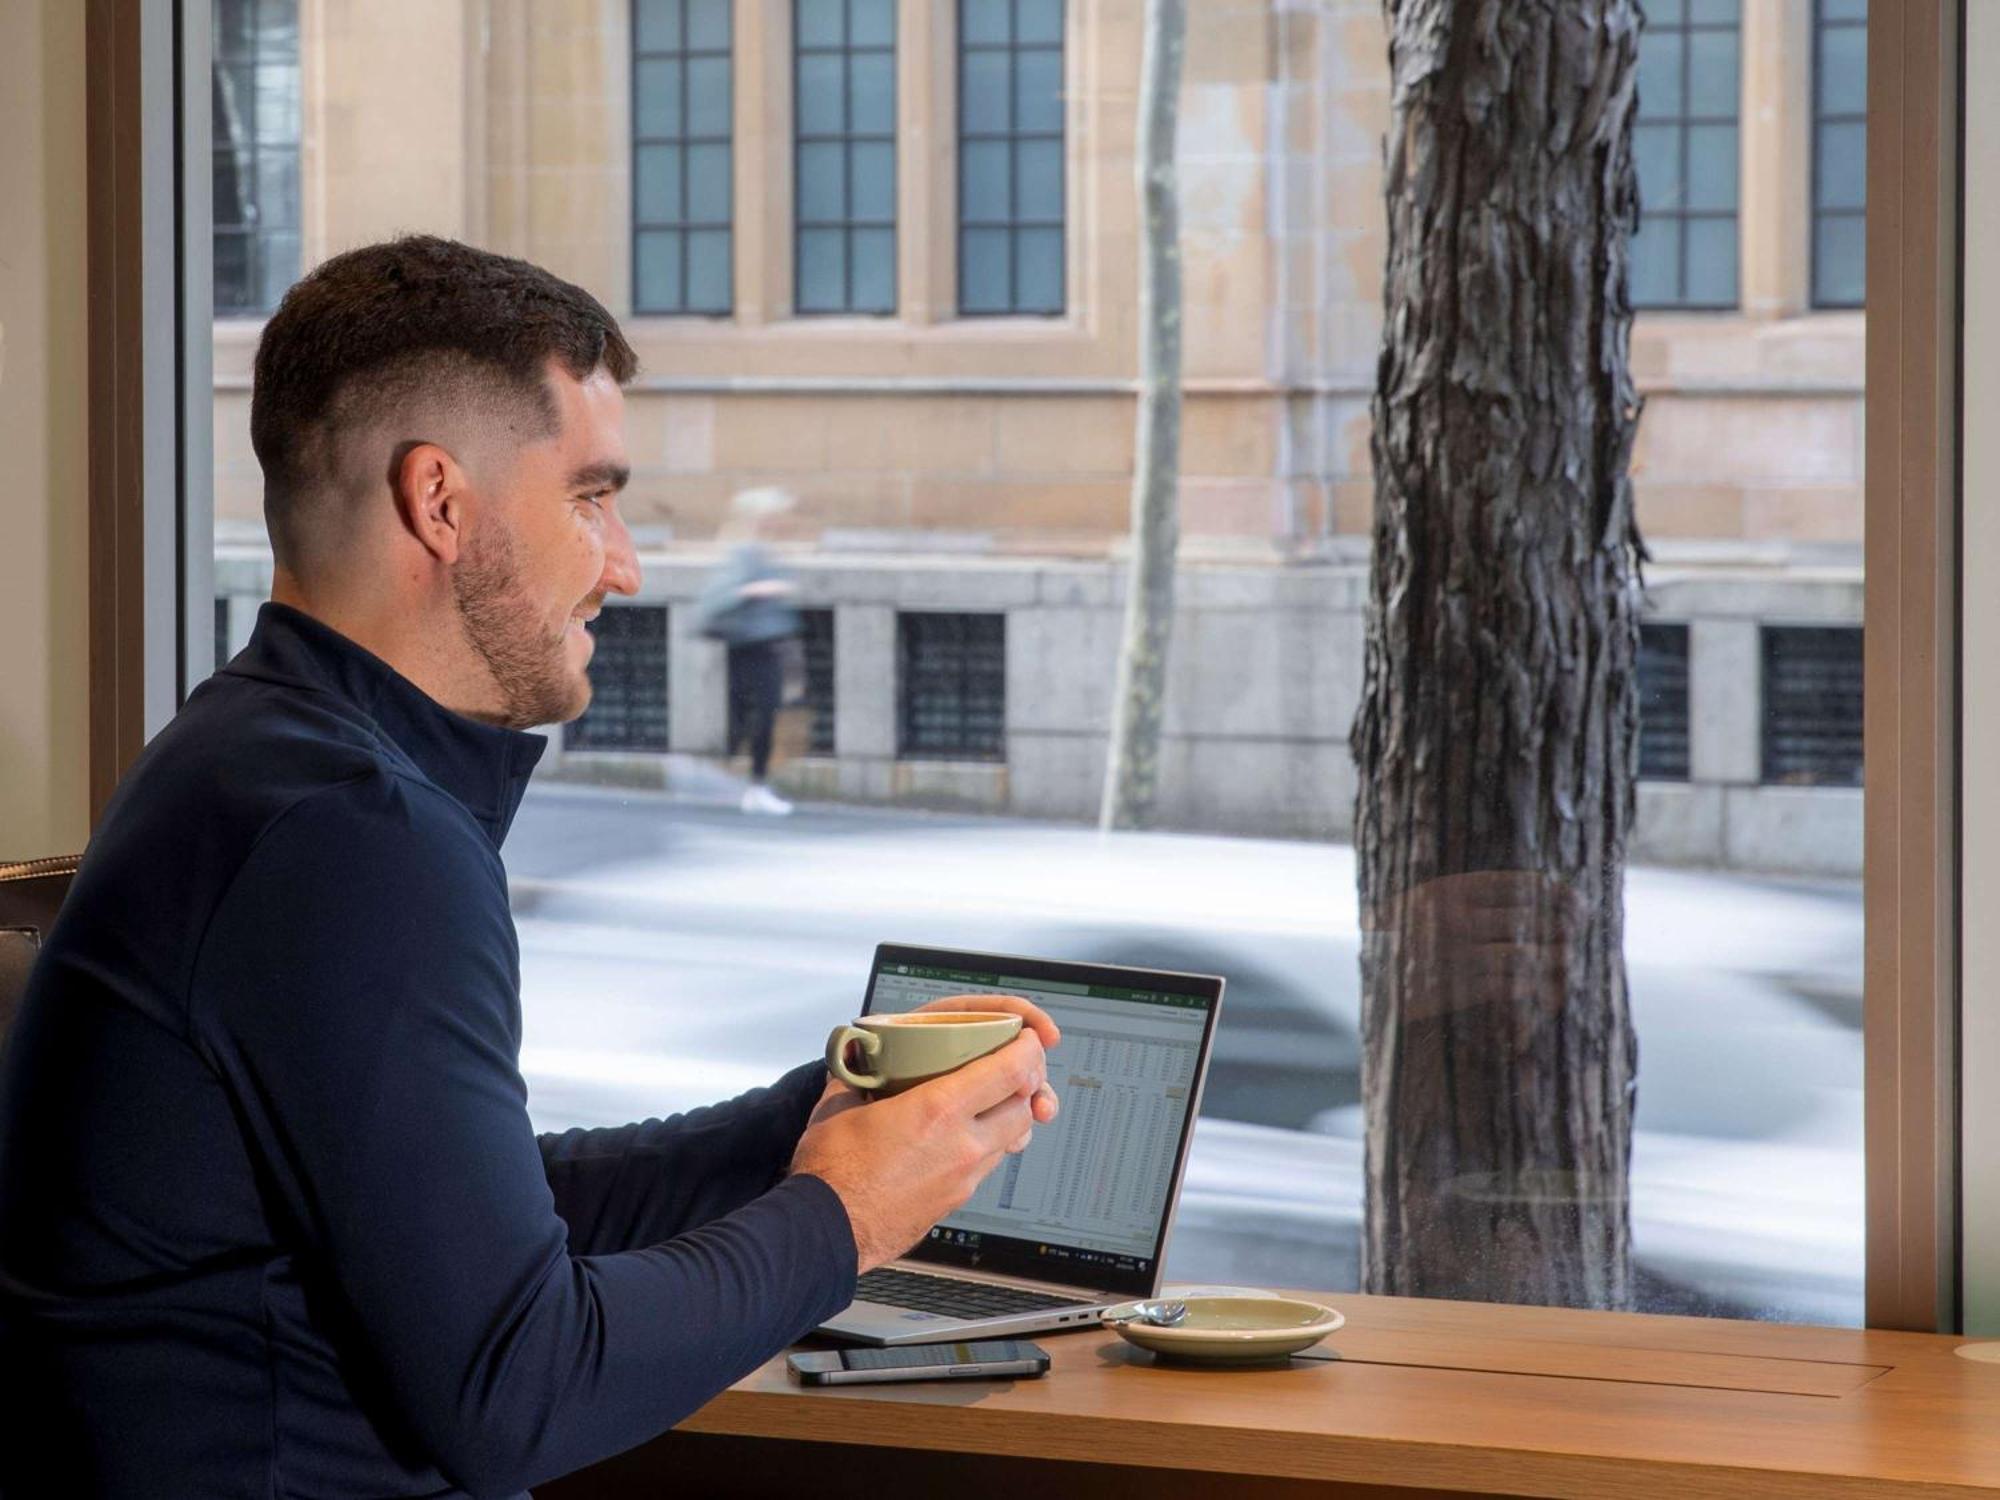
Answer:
[
  {"left": 1352, "top": 0, "right": 1646, "bottom": 1309},
  {"left": 1102, "top": 0, "right": 1187, "bottom": 832}
]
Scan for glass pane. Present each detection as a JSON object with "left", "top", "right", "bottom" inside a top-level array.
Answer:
[
  {"left": 255, "top": 63, "right": 300, "bottom": 144},
  {"left": 634, "top": 0, "right": 683, "bottom": 52},
  {"left": 634, "top": 58, "right": 683, "bottom": 140},
  {"left": 255, "top": 0, "right": 297, "bottom": 52},
  {"left": 635, "top": 229, "right": 685, "bottom": 309},
  {"left": 213, "top": 0, "right": 255, "bottom": 58},
  {"left": 1685, "top": 215, "right": 1738, "bottom": 304},
  {"left": 258, "top": 230, "right": 301, "bottom": 310},
  {"left": 850, "top": 226, "right": 896, "bottom": 313},
  {"left": 635, "top": 143, "right": 684, "bottom": 223},
  {"left": 212, "top": 227, "right": 254, "bottom": 309},
  {"left": 1636, "top": 31, "right": 1683, "bottom": 123},
  {"left": 960, "top": 140, "right": 1011, "bottom": 223},
  {"left": 1814, "top": 213, "right": 1865, "bottom": 306},
  {"left": 850, "top": 140, "right": 895, "bottom": 221},
  {"left": 962, "top": 48, "right": 1010, "bottom": 133},
  {"left": 1017, "top": 0, "right": 1063, "bottom": 44},
  {"left": 1013, "top": 48, "right": 1063, "bottom": 133},
  {"left": 959, "top": 226, "right": 1011, "bottom": 312},
  {"left": 1628, "top": 214, "right": 1679, "bottom": 306},
  {"left": 1816, "top": 119, "right": 1866, "bottom": 211},
  {"left": 687, "top": 0, "right": 731, "bottom": 49},
  {"left": 1688, "top": 0, "right": 1739, "bottom": 21},
  {"left": 687, "top": 142, "right": 732, "bottom": 222},
  {"left": 850, "top": 0, "right": 896, "bottom": 47},
  {"left": 849, "top": 51, "right": 896, "bottom": 136},
  {"left": 1646, "top": 0, "right": 1687, "bottom": 22},
  {"left": 961, "top": 0, "right": 1011, "bottom": 45},
  {"left": 686, "top": 228, "right": 732, "bottom": 312},
  {"left": 1818, "top": 21, "right": 1866, "bottom": 116},
  {"left": 797, "top": 53, "right": 845, "bottom": 134},
  {"left": 798, "top": 140, "right": 847, "bottom": 222},
  {"left": 1822, "top": 0, "right": 1867, "bottom": 20},
  {"left": 1685, "top": 124, "right": 1738, "bottom": 211},
  {"left": 255, "top": 150, "right": 300, "bottom": 230},
  {"left": 1634, "top": 123, "right": 1683, "bottom": 214},
  {"left": 1016, "top": 137, "right": 1062, "bottom": 220},
  {"left": 1686, "top": 29, "right": 1739, "bottom": 118},
  {"left": 1014, "top": 226, "right": 1062, "bottom": 311},
  {"left": 796, "top": 0, "right": 844, "bottom": 48},
  {"left": 687, "top": 55, "right": 732, "bottom": 136},
  {"left": 212, "top": 147, "right": 250, "bottom": 227},
  {"left": 797, "top": 226, "right": 847, "bottom": 311}
]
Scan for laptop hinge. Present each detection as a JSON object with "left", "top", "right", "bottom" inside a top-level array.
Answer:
[{"left": 884, "top": 1259, "right": 1111, "bottom": 1300}]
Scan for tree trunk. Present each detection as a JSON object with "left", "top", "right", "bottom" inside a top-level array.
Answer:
[
  {"left": 1101, "top": 0, "right": 1187, "bottom": 833},
  {"left": 1351, "top": 0, "right": 1646, "bottom": 1310}
]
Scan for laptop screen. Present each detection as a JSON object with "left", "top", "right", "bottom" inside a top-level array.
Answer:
[{"left": 863, "top": 944, "right": 1222, "bottom": 1301}]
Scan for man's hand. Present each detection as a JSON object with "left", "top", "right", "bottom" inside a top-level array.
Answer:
[
  {"left": 791, "top": 1031, "right": 1052, "bottom": 1272},
  {"left": 911, "top": 992, "right": 1061, "bottom": 1125}
]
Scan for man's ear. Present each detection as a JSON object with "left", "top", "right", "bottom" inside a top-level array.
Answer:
[{"left": 390, "top": 441, "right": 468, "bottom": 565}]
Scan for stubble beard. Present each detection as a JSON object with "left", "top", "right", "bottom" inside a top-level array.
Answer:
[{"left": 451, "top": 523, "right": 591, "bottom": 730}]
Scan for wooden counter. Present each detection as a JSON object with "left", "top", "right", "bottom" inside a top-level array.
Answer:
[{"left": 541, "top": 1293, "right": 2000, "bottom": 1498}]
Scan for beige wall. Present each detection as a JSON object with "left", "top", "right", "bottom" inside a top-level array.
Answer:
[
  {"left": 210, "top": 0, "right": 1865, "bottom": 560},
  {"left": 0, "top": 0, "right": 91, "bottom": 857}
]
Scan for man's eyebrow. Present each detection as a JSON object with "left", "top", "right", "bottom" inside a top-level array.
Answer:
[{"left": 565, "top": 461, "right": 631, "bottom": 492}]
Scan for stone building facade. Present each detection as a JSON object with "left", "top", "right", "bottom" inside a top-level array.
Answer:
[{"left": 211, "top": 0, "right": 1865, "bottom": 873}]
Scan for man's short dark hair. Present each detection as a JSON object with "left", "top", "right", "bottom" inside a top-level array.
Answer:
[{"left": 250, "top": 235, "right": 638, "bottom": 568}]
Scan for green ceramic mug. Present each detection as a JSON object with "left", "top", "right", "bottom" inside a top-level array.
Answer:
[{"left": 825, "top": 1004, "right": 1024, "bottom": 1095}]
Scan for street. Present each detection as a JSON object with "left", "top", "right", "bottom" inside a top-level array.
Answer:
[{"left": 506, "top": 775, "right": 1863, "bottom": 1326}]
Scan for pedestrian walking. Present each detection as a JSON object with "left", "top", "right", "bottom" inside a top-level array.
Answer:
[{"left": 698, "top": 488, "right": 803, "bottom": 815}]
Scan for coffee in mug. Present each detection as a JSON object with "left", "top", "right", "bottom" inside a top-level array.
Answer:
[{"left": 825, "top": 1003, "right": 1023, "bottom": 1095}]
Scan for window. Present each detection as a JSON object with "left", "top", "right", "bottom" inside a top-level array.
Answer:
[
  {"left": 898, "top": 613, "right": 1006, "bottom": 760},
  {"left": 213, "top": 599, "right": 231, "bottom": 674},
  {"left": 1762, "top": 626, "right": 1863, "bottom": 786},
  {"left": 1630, "top": 0, "right": 1740, "bottom": 309},
  {"left": 1637, "top": 624, "right": 1691, "bottom": 781},
  {"left": 801, "top": 609, "right": 837, "bottom": 755},
  {"left": 211, "top": 0, "right": 301, "bottom": 315},
  {"left": 957, "top": 0, "right": 1064, "bottom": 315},
  {"left": 794, "top": 0, "right": 896, "bottom": 314},
  {"left": 632, "top": 0, "right": 734, "bottom": 315},
  {"left": 567, "top": 607, "right": 671, "bottom": 751},
  {"left": 1812, "top": 0, "right": 1867, "bottom": 307}
]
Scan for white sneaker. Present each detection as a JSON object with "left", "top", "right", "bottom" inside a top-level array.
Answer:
[{"left": 740, "top": 784, "right": 794, "bottom": 816}]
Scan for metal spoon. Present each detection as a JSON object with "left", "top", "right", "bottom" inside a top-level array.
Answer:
[{"left": 1104, "top": 1298, "right": 1189, "bottom": 1327}]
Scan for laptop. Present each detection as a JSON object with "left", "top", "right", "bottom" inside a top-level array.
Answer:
[{"left": 817, "top": 942, "right": 1224, "bottom": 1346}]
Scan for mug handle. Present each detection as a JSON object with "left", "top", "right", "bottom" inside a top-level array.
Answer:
[{"left": 826, "top": 1025, "right": 886, "bottom": 1091}]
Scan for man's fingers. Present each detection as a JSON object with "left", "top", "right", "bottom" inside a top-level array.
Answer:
[
  {"left": 968, "top": 1093, "right": 1035, "bottom": 1157},
  {"left": 925, "top": 1032, "right": 1046, "bottom": 1116}
]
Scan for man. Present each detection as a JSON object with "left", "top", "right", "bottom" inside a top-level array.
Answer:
[{"left": 0, "top": 236, "right": 1058, "bottom": 1498}]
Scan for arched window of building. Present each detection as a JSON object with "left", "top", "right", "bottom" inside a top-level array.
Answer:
[
  {"left": 794, "top": 0, "right": 898, "bottom": 314},
  {"left": 957, "top": 0, "right": 1064, "bottom": 316},
  {"left": 632, "top": 0, "right": 735, "bottom": 315},
  {"left": 1631, "top": 0, "right": 1741, "bottom": 310},
  {"left": 212, "top": 0, "right": 301, "bottom": 316},
  {"left": 1812, "top": 0, "right": 1867, "bottom": 308}
]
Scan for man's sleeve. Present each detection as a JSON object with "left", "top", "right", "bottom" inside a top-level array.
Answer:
[
  {"left": 189, "top": 776, "right": 857, "bottom": 1498},
  {"left": 537, "top": 1060, "right": 827, "bottom": 1255}
]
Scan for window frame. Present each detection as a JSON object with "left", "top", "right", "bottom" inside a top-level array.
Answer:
[
  {"left": 631, "top": 0, "right": 737, "bottom": 317},
  {"left": 1630, "top": 0, "right": 1743, "bottom": 311},
  {"left": 955, "top": 0, "right": 1066, "bottom": 318},
  {"left": 209, "top": 0, "right": 301, "bottom": 318},
  {"left": 792, "top": 0, "right": 898, "bottom": 316},
  {"left": 1812, "top": 0, "right": 1869, "bottom": 309}
]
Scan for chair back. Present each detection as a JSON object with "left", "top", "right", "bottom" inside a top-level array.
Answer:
[{"left": 0, "top": 855, "right": 81, "bottom": 1052}]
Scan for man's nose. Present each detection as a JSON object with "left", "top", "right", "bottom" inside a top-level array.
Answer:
[{"left": 600, "top": 505, "right": 642, "bottom": 597}]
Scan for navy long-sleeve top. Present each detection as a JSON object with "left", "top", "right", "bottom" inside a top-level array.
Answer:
[{"left": 0, "top": 603, "right": 858, "bottom": 1498}]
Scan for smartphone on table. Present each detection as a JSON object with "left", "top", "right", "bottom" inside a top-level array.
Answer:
[{"left": 786, "top": 1339, "right": 1051, "bottom": 1386}]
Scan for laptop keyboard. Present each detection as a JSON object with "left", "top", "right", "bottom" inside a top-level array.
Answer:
[{"left": 854, "top": 1267, "right": 1096, "bottom": 1320}]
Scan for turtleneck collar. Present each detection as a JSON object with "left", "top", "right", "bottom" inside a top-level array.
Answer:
[{"left": 223, "top": 602, "right": 547, "bottom": 845}]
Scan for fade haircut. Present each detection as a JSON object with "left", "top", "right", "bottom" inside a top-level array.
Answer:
[{"left": 250, "top": 235, "right": 638, "bottom": 569}]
